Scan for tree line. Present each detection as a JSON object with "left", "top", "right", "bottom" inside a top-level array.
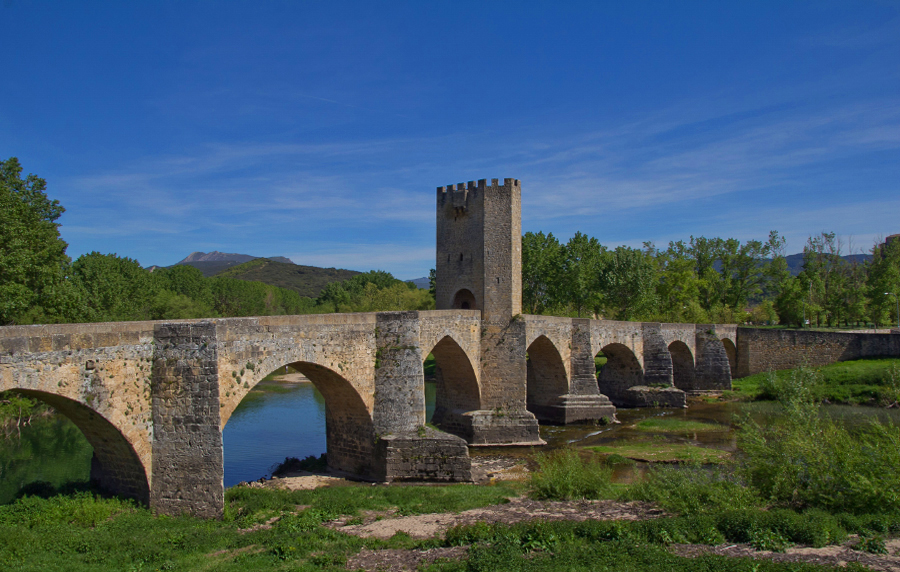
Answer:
[
  {"left": 523, "top": 229, "right": 900, "bottom": 328},
  {"left": 4, "top": 156, "right": 899, "bottom": 328},
  {"left": 0, "top": 157, "right": 432, "bottom": 326}
]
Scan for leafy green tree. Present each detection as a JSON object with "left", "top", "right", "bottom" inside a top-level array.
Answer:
[
  {"left": 522, "top": 231, "right": 562, "bottom": 314},
  {"left": 0, "top": 157, "right": 79, "bottom": 325},
  {"left": 867, "top": 238, "right": 900, "bottom": 328},
  {"left": 557, "top": 232, "right": 605, "bottom": 318},
  {"left": 719, "top": 236, "right": 777, "bottom": 312},
  {"left": 154, "top": 265, "right": 214, "bottom": 307},
  {"left": 655, "top": 240, "right": 703, "bottom": 322},
  {"left": 71, "top": 252, "right": 159, "bottom": 322},
  {"left": 599, "top": 245, "right": 658, "bottom": 321},
  {"left": 689, "top": 236, "right": 725, "bottom": 313}
]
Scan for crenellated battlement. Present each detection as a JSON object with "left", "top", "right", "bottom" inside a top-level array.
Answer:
[
  {"left": 436, "top": 178, "right": 521, "bottom": 195},
  {"left": 437, "top": 178, "right": 520, "bottom": 210}
]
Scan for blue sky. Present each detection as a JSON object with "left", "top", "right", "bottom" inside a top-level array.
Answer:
[{"left": 2, "top": 1, "right": 898, "bottom": 279}]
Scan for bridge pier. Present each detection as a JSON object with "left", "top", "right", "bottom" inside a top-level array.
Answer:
[
  {"left": 372, "top": 312, "right": 472, "bottom": 481},
  {"left": 694, "top": 326, "right": 733, "bottom": 391},
  {"left": 526, "top": 319, "right": 616, "bottom": 424},
  {"left": 150, "top": 322, "right": 224, "bottom": 519}
]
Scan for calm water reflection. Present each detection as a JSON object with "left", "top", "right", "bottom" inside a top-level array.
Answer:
[{"left": 0, "top": 415, "right": 92, "bottom": 504}]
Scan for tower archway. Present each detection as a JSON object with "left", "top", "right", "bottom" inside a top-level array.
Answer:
[{"left": 452, "top": 289, "right": 478, "bottom": 310}]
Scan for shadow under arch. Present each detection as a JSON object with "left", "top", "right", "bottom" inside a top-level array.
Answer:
[
  {"left": 11, "top": 389, "right": 150, "bottom": 504},
  {"left": 596, "top": 343, "right": 643, "bottom": 405},
  {"left": 668, "top": 341, "right": 695, "bottom": 391},
  {"left": 452, "top": 289, "right": 478, "bottom": 310},
  {"left": 722, "top": 338, "right": 737, "bottom": 378},
  {"left": 526, "top": 335, "right": 569, "bottom": 423},
  {"left": 427, "top": 335, "right": 481, "bottom": 441},
  {"left": 224, "top": 362, "right": 375, "bottom": 478}
]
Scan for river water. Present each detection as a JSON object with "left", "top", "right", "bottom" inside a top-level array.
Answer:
[{"left": 2, "top": 381, "right": 898, "bottom": 504}]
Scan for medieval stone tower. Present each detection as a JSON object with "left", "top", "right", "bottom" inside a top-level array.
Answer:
[
  {"left": 435, "top": 178, "right": 540, "bottom": 444},
  {"left": 435, "top": 178, "right": 522, "bottom": 319}
]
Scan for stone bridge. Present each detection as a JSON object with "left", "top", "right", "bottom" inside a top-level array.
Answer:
[
  {"left": 0, "top": 313, "right": 735, "bottom": 518},
  {"left": 0, "top": 177, "right": 738, "bottom": 518}
]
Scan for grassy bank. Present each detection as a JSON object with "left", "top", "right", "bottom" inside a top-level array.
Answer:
[{"left": 729, "top": 358, "right": 900, "bottom": 405}]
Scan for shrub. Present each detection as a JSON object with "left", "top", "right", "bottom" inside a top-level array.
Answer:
[
  {"left": 527, "top": 448, "right": 612, "bottom": 501},
  {"left": 739, "top": 368, "right": 900, "bottom": 514},
  {"left": 625, "top": 463, "right": 759, "bottom": 515}
]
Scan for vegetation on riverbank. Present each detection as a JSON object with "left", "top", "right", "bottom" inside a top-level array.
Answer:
[{"left": 729, "top": 358, "right": 900, "bottom": 405}]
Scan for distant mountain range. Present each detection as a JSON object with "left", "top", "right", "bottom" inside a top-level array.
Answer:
[
  {"left": 783, "top": 253, "right": 871, "bottom": 275},
  {"left": 158, "top": 251, "right": 428, "bottom": 298}
]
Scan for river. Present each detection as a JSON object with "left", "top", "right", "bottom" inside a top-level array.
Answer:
[{"left": 2, "top": 380, "right": 898, "bottom": 504}]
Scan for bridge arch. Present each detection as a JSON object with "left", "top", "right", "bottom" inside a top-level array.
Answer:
[
  {"left": 596, "top": 343, "right": 644, "bottom": 403},
  {"left": 526, "top": 335, "right": 569, "bottom": 421},
  {"left": 668, "top": 341, "right": 695, "bottom": 391},
  {"left": 222, "top": 361, "right": 375, "bottom": 477},
  {"left": 722, "top": 338, "right": 737, "bottom": 378},
  {"left": 7, "top": 389, "right": 150, "bottom": 504},
  {"left": 426, "top": 335, "right": 481, "bottom": 439}
]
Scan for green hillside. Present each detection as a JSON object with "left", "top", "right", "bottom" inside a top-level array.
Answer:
[{"left": 214, "top": 258, "right": 361, "bottom": 298}]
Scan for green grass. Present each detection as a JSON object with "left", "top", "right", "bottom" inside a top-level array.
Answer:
[
  {"left": 1, "top": 488, "right": 876, "bottom": 572},
  {"left": 527, "top": 449, "right": 614, "bottom": 501},
  {"left": 730, "top": 358, "right": 900, "bottom": 405},
  {"left": 587, "top": 442, "right": 730, "bottom": 464},
  {"left": 632, "top": 417, "right": 727, "bottom": 433}
]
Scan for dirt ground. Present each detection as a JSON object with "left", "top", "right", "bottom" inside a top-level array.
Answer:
[{"left": 252, "top": 454, "right": 900, "bottom": 571}]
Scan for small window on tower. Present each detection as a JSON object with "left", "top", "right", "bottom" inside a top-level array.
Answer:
[{"left": 459, "top": 253, "right": 464, "bottom": 261}]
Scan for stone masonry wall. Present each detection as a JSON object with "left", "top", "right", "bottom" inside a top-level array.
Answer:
[
  {"left": 151, "top": 322, "right": 223, "bottom": 518},
  {"left": 735, "top": 327, "right": 900, "bottom": 378},
  {"left": 0, "top": 321, "right": 155, "bottom": 500},
  {"left": 482, "top": 179, "right": 522, "bottom": 321},
  {"left": 694, "top": 326, "right": 732, "bottom": 390},
  {"left": 436, "top": 181, "right": 485, "bottom": 311}
]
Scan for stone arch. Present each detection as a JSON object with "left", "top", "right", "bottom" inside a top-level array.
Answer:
[
  {"left": 596, "top": 343, "right": 644, "bottom": 404},
  {"left": 722, "top": 338, "right": 737, "bottom": 378},
  {"left": 426, "top": 335, "right": 481, "bottom": 439},
  {"left": 526, "top": 335, "right": 569, "bottom": 422},
  {"left": 668, "top": 341, "right": 695, "bottom": 391},
  {"left": 223, "top": 362, "right": 375, "bottom": 477},
  {"left": 9, "top": 389, "right": 150, "bottom": 504},
  {"left": 452, "top": 289, "right": 477, "bottom": 310}
]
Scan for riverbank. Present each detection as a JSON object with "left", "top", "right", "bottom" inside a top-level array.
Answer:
[{"left": 728, "top": 357, "right": 900, "bottom": 405}]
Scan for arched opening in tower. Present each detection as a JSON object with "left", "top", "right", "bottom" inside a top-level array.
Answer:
[
  {"left": 452, "top": 289, "right": 478, "bottom": 310},
  {"left": 221, "top": 362, "right": 374, "bottom": 485},
  {"left": 525, "top": 336, "right": 569, "bottom": 422},
  {"left": 0, "top": 389, "right": 149, "bottom": 505}
]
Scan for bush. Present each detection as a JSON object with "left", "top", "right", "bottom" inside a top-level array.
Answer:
[
  {"left": 739, "top": 368, "right": 900, "bottom": 513},
  {"left": 626, "top": 464, "right": 759, "bottom": 515},
  {"left": 527, "top": 448, "right": 612, "bottom": 501}
]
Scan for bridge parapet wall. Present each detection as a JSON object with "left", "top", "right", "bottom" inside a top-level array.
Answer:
[{"left": 735, "top": 327, "right": 900, "bottom": 378}]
